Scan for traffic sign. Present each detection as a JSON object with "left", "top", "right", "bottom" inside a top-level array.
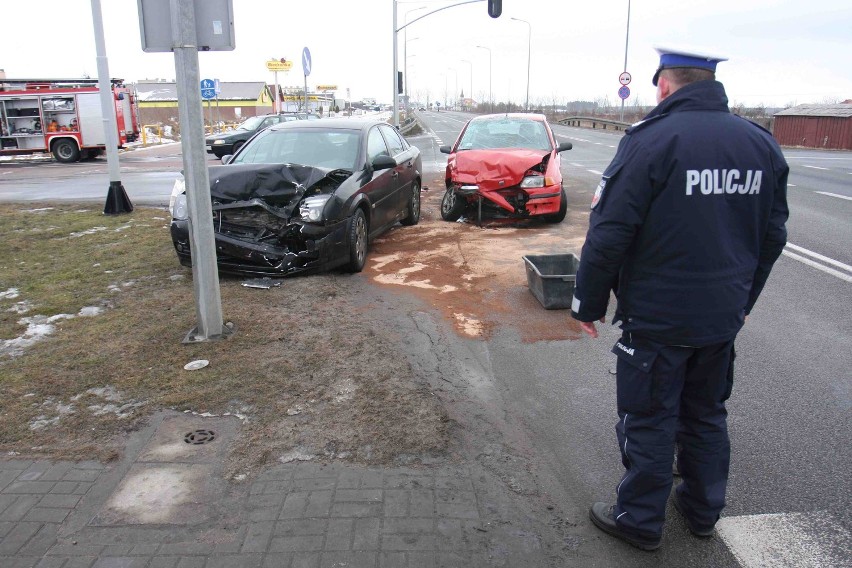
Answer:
[
  {"left": 302, "top": 47, "right": 312, "bottom": 77},
  {"left": 201, "top": 78, "right": 216, "bottom": 100},
  {"left": 266, "top": 59, "right": 292, "bottom": 71},
  {"left": 619, "top": 71, "right": 632, "bottom": 86},
  {"left": 618, "top": 85, "right": 630, "bottom": 100}
]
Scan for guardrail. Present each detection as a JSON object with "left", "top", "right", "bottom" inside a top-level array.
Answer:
[
  {"left": 399, "top": 116, "right": 418, "bottom": 134},
  {"left": 557, "top": 116, "right": 631, "bottom": 131}
]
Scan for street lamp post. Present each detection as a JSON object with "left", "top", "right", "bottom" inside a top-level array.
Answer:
[
  {"left": 475, "top": 45, "right": 492, "bottom": 113},
  {"left": 620, "top": 0, "right": 631, "bottom": 122},
  {"left": 403, "top": 6, "right": 426, "bottom": 113},
  {"left": 461, "top": 59, "right": 472, "bottom": 110},
  {"left": 405, "top": 50, "right": 418, "bottom": 110},
  {"left": 447, "top": 67, "right": 458, "bottom": 110},
  {"left": 511, "top": 17, "right": 531, "bottom": 111}
]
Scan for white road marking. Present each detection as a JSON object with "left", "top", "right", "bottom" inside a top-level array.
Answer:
[
  {"left": 815, "top": 191, "right": 852, "bottom": 201},
  {"left": 801, "top": 165, "right": 829, "bottom": 170},
  {"left": 717, "top": 511, "right": 851, "bottom": 568},
  {"left": 785, "top": 242, "right": 852, "bottom": 273},
  {"left": 782, "top": 249, "right": 852, "bottom": 283},
  {"left": 587, "top": 169, "right": 603, "bottom": 175}
]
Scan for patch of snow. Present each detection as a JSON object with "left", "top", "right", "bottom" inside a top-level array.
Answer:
[
  {"left": 0, "top": 288, "right": 20, "bottom": 300},
  {"left": 78, "top": 306, "right": 104, "bottom": 317},
  {"left": 70, "top": 227, "right": 107, "bottom": 238},
  {"left": 7, "top": 300, "right": 33, "bottom": 314},
  {"left": 87, "top": 401, "right": 145, "bottom": 419},
  {"left": 279, "top": 448, "right": 316, "bottom": 464},
  {"left": 1, "top": 313, "right": 74, "bottom": 357}
]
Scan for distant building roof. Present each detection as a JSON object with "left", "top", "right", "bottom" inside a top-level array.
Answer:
[
  {"left": 134, "top": 81, "right": 270, "bottom": 102},
  {"left": 774, "top": 104, "right": 852, "bottom": 118}
]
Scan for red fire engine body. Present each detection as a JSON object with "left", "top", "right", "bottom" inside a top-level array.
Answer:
[{"left": 0, "top": 78, "right": 139, "bottom": 162}]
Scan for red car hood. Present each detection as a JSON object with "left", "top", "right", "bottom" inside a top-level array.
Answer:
[{"left": 450, "top": 149, "right": 550, "bottom": 191}]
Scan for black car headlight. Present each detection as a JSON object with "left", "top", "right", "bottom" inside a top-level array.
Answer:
[
  {"left": 213, "top": 139, "right": 226, "bottom": 145},
  {"left": 299, "top": 195, "right": 331, "bottom": 223}
]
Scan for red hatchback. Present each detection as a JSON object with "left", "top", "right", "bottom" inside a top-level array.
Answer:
[{"left": 439, "top": 113, "right": 572, "bottom": 223}]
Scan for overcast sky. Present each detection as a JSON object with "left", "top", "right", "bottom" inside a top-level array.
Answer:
[{"left": 2, "top": 0, "right": 851, "bottom": 108}]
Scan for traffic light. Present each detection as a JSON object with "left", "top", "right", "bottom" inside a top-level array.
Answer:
[
  {"left": 398, "top": 71, "right": 403, "bottom": 94},
  {"left": 488, "top": 0, "right": 502, "bottom": 18}
]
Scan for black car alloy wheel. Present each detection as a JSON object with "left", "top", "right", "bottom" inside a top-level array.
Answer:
[
  {"left": 347, "top": 208, "right": 368, "bottom": 272},
  {"left": 401, "top": 181, "right": 421, "bottom": 226}
]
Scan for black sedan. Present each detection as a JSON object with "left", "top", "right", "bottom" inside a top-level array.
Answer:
[
  {"left": 205, "top": 113, "right": 302, "bottom": 158},
  {"left": 169, "top": 118, "right": 422, "bottom": 276}
]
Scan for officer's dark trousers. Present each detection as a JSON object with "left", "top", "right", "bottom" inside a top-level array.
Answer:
[{"left": 612, "top": 333, "right": 735, "bottom": 539}]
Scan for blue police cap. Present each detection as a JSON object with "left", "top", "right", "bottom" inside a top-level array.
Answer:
[{"left": 652, "top": 46, "right": 728, "bottom": 86}]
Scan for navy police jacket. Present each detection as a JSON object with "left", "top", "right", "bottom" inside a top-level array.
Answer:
[{"left": 571, "top": 80, "right": 789, "bottom": 346}]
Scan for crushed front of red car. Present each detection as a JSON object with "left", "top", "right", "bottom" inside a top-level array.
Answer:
[{"left": 445, "top": 148, "right": 563, "bottom": 217}]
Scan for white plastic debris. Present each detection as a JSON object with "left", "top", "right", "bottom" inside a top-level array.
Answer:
[
  {"left": 241, "top": 278, "right": 281, "bottom": 289},
  {"left": 183, "top": 359, "right": 209, "bottom": 371}
]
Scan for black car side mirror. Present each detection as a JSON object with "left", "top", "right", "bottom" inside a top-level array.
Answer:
[
  {"left": 372, "top": 155, "right": 396, "bottom": 170},
  {"left": 557, "top": 141, "right": 573, "bottom": 152},
  {"left": 439, "top": 145, "right": 452, "bottom": 154}
]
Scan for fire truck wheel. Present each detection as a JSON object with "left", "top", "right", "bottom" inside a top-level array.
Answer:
[{"left": 52, "top": 139, "right": 80, "bottom": 163}]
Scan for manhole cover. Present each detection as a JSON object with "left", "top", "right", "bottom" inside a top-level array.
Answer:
[{"left": 184, "top": 430, "right": 216, "bottom": 445}]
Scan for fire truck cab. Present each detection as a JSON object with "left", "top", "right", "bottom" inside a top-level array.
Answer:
[{"left": 0, "top": 78, "right": 139, "bottom": 163}]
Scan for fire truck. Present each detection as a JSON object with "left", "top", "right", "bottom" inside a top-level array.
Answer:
[{"left": 0, "top": 78, "right": 139, "bottom": 162}]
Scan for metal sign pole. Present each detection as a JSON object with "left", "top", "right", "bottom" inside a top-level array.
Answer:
[
  {"left": 170, "top": 0, "right": 224, "bottom": 340},
  {"left": 274, "top": 70, "right": 279, "bottom": 112}
]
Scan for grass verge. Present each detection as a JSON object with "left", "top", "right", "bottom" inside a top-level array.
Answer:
[{"left": 0, "top": 203, "right": 448, "bottom": 477}]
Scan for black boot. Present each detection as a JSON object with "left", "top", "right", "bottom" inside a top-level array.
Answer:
[{"left": 589, "top": 502, "right": 662, "bottom": 551}]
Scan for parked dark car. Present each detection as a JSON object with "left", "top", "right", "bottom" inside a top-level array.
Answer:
[
  {"left": 170, "top": 118, "right": 422, "bottom": 276},
  {"left": 205, "top": 112, "right": 304, "bottom": 158}
]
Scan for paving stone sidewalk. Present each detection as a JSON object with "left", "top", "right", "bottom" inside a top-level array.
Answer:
[{"left": 1, "top": 456, "right": 575, "bottom": 568}]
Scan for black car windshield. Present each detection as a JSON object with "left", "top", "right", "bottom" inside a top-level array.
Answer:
[
  {"left": 457, "top": 119, "right": 552, "bottom": 151},
  {"left": 236, "top": 116, "right": 265, "bottom": 131},
  {"left": 231, "top": 128, "right": 360, "bottom": 170}
]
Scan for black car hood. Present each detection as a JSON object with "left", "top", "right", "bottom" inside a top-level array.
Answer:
[
  {"left": 206, "top": 131, "right": 244, "bottom": 142},
  {"left": 209, "top": 163, "right": 352, "bottom": 216}
]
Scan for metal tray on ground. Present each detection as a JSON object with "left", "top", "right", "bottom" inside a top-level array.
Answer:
[{"left": 523, "top": 253, "right": 580, "bottom": 310}]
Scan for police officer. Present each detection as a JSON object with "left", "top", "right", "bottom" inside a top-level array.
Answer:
[{"left": 573, "top": 47, "right": 789, "bottom": 550}]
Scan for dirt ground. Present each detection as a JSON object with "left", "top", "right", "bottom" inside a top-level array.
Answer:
[
  {"left": 367, "top": 174, "right": 590, "bottom": 342},
  {"left": 0, "top": 183, "right": 589, "bottom": 478}
]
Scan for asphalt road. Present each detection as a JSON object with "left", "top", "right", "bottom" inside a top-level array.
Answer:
[
  {"left": 1, "top": 115, "right": 850, "bottom": 565},
  {"left": 413, "top": 109, "right": 852, "bottom": 567}
]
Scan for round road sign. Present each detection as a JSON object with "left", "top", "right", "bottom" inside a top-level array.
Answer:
[
  {"left": 618, "top": 85, "right": 631, "bottom": 100},
  {"left": 302, "top": 47, "right": 312, "bottom": 77},
  {"left": 619, "top": 71, "right": 632, "bottom": 85}
]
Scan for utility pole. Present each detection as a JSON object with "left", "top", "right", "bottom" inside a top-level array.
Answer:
[{"left": 90, "top": 0, "right": 132, "bottom": 215}]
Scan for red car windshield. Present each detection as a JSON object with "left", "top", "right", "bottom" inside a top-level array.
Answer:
[{"left": 457, "top": 119, "right": 551, "bottom": 152}]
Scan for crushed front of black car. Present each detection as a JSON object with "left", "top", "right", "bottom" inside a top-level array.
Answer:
[{"left": 169, "top": 164, "right": 354, "bottom": 277}]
